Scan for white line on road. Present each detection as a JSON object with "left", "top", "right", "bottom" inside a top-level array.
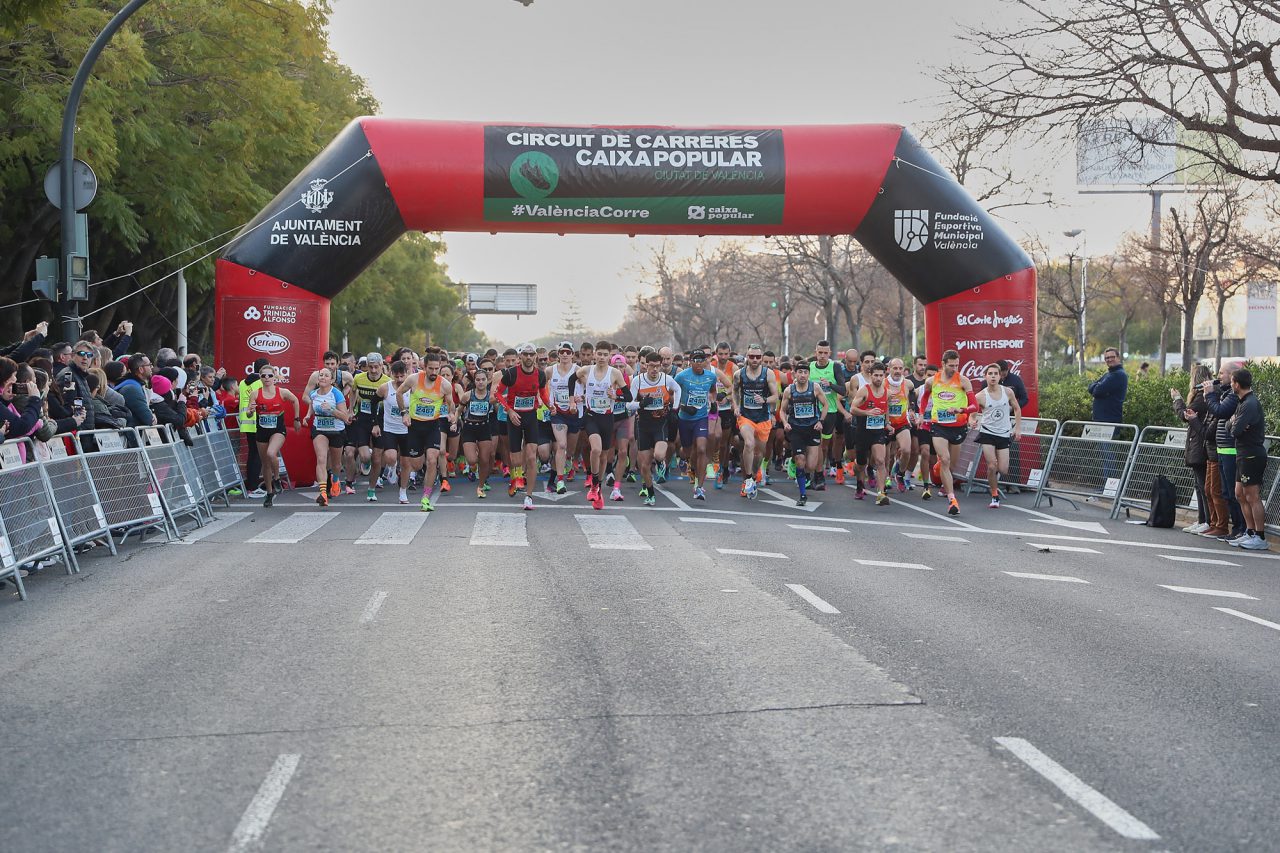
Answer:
[
  {"left": 1003, "top": 571, "right": 1091, "bottom": 584},
  {"left": 1027, "top": 543, "right": 1100, "bottom": 554},
  {"left": 876, "top": 489, "right": 980, "bottom": 529},
  {"left": 172, "top": 512, "right": 252, "bottom": 545},
  {"left": 855, "top": 558, "right": 935, "bottom": 571},
  {"left": 576, "top": 514, "right": 653, "bottom": 550},
  {"left": 1158, "top": 585, "right": 1257, "bottom": 600},
  {"left": 360, "top": 591, "right": 388, "bottom": 623},
  {"left": 901, "top": 532, "right": 970, "bottom": 543},
  {"left": 227, "top": 753, "right": 301, "bottom": 853},
  {"left": 1160, "top": 555, "right": 1240, "bottom": 567},
  {"left": 788, "top": 524, "right": 849, "bottom": 533},
  {"left": 1214, "top": 607, "right": 1280, "bottom": 633},
  {"left": 355, "top": 512, "right": 428, "bottom": 546},
  {"left": 248, "top": 512, "right": 337, "bottom": 544},
  {"left": 469, "top": 512, "right": 528, "bottom": 547},
  {"left": 786, "top": 584, "right": 840, "bottom": 613},
  {"left": 717, "top": 548, "right": 789, "bottom": 559},
  {"left": 679, "top": 516, "right": 735, "bottom": 524},
  {"left": 653, "top": 485, "right": 690, "bottom": 509},
  {"left": 994, "top": 737, "right": 1159, "bottom": 840}
]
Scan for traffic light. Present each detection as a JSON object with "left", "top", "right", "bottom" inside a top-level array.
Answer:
[
  {"left": 770, "top": 300, "right": 778, "bottom": 309},
  {"left": 31, "top": 256, "right": 57, "bottom": 301}
]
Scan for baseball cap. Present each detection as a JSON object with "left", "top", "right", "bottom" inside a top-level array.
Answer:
[
  {"left": 466, "top": 352, "right": 478, "bottom": 363},
  {"left": 366, "top": 352, "right": 382, "bottom": 364},
  {"left": 690, "top": 349, "right": 708, "bottom": 361},
  {"left": 557, "top": 340, "right": 574, "bottom": 352},
  {"left": 610, "top": 353, "right": 626, "bottom": 366},
  {"left": 517, "top": 343, "right": 536, "bottom": 354}
]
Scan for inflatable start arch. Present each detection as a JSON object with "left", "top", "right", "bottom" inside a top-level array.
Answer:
[{"left": 216, "top": 118, "right": 1037, "bottom": 481}]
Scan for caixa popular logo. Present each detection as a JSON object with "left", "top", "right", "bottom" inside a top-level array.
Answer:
[{"left": 247, "top": 330, "right": 290, "bottom": 355}]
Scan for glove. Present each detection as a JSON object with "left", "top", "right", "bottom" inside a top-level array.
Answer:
[{"left": 636, "top": 393, "right": 654, "bottom": 409}]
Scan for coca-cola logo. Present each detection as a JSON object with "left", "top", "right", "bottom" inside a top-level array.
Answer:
[
  {"left": 959, "top": 359, "right": 1025, "bottom": 380},
  {"left": 247, "top": 331, "right": 290, "bottom": 355},
  {"left": 955, "top": 311, "right": 1024, "bottom": 329}
]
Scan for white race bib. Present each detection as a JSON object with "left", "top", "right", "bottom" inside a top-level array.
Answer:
[
  {"left": 867, "top": 414, "right": 886, "bottom": 430},
  {"left": 315, "top": 415, "right": 338, "bottom": 431},
  {"left": 258, "top": 413, "right": 279, "bottom": 428}
]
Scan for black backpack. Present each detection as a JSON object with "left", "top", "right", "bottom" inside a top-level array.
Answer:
[{"left": 1146, "top": 475, "right": 1177, "bottom": 528}]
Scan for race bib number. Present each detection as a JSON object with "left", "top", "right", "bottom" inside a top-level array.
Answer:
[
  {"left": 687, "top": 391, "right": 707, "bottom": 409},
  {"left": 414, "top": 400, "right": 438, "bottom": 419},
  {"left": 889, "top": 399, "right": 905, "bottom": 417},
  {"left": 360, "top": 399, "right": 372, "bottom": 415},
  {"left": 745, "top": 391, "right": 764, "bottom": 409},
  {"left": 867, "top": 414, "right": 886, "bottom": 430},
  {"left": 794, "top": 402, "right": 815, "bottom": 419},
  {"left": 645, "top": 394, "right": 666, "bottom": 411},
  {"left": 613, "top": 399, "right": 626, "bottom": 415},
  {"left": 554, "top": 388, "right": 571, "bottom": 407},
  {"left": 590, "top": 392, "right": 609, "bottom": 412},
  {"left": 315, "top": 415, "right": 337, "bottom": 431},
  {"left": 469, "top": 400, "right": 489, "bottom": 417},
  {"left": 936, "top": 409, "right": 957, "bottom": 424},
  {"left": 257, "top": 413, "right": 279, "bottom": 429},
  {"left": 514, "top": 394, "right": 537, "bottom": 411}
]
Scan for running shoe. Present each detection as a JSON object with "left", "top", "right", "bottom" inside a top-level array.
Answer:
[
  {"left": 246, "top": 487, "right": 267, "bottom": 499},
  {"left": 399, "top": 489, "right": 409, "bottom": 505},
  {"left": 477, "top": 486, "right": 487, "bottom": 499},
  {"left": 610, "top": 486, "right": 624, "bottom": 502},
  {"left": 606, "top": 472, "right": 616, "bottom": 487},
  {"left": 344, "top": 482, "right": 355, "bottom": 496},
  {"left": 448, "top": 462, "right": 458, "bottom": 478},
  {"left": 693, "top": 486, "right": 706, "bottom": 501},
  {"left": 467, "top": 467, "right": 477, "bottom": 482},
  {"left": 591, "top": 489, "right": 605, "bottom": 511},
  {"left": 644, "top": 492, "right": 656, "bottom": 507},
  {"left": 481, "top": 482, "right": 492, "bottom": 493},
  {"left": 1240, "top": 535, "right": 1270, "bottom": 550},
  {"left": 539, "top": 462, "right": 551, "bottom": 475},
  {"left": 508, "top": 481, "right": 518, "bottom": 498},
  {"left": 876, "top": 492, "right": 889, "bottom": 507},
  {"left": 638, "top": 486, "right": 650, "bottom": 500},
  {"left": 228, "top": 488, "right": 244, "bottom": 497},
  {"left": 797, "top": 494, "right": 807, "bottom": 507},
  {"left": 947, "top": 497, "right": 960, "bottom": 516},
  {"left": 523, "top": 495, "right": 535, "bottom": 511},
  {"left": 263, "top": 492, "right": 273, "bottom": 508},
  {"left": 316, "top": 489, "right": 328, "bottom": 507},
  {"left": 868, "top": 472, "right": 878, "bottom": 491},
  {"left": 366, "top": 489, "right": 377, "bottom": 503},
  {"left": 555, "top": 480, "right": 567, "bottom": 495},
  {"left": 360, "top": 460, "right": 372, "bottom": 477},
  {"left": 329, "top": 477, "right": 340, "bottom": 498},
  {"left": 420, "top": 495, "right": 434, "bottom": 512},
  {"left": 707, "top": 463, "right": 717, "bottom": 482},
  {"left": 626, "top": 470, "right": 638, "bottom": 483},
  {"left": 564, "top": 466, "right": 575, "bottom": 482},
  {"left": 989, "top": 496, "right": 1000, "bottom": 508},
  {"left": 810, "top": 477, "right": 826, "bottom": 492},
  {"left": 546, "top": 477, "right": 556, "bottom": 493},
  {"left": 440, "top": 479, "right": 451, "bottom": 494},
  {"left": 785, "top": 458, "right": 796, "bottom": 480},
  {"left": 655, "top": 462, "right": 667, "bottom": 484},
  {"left": 740, "top": 480, "right": 749, "bottom": 497},
  {"left": 834, "top": 467, "right": 845, "bottom": 485},
  {"left": 745, "top": 479, "right": 757, "bottom": 499},
  {"left": 375, "top": 476, "right": 385, "bottom": 490},
  {"left": 921, "top": 488, "right": 932, "bottom": 501},
  {"left": 514, "top": 475, "right": 526, "bottom": 491},
  {"left": 714, "top": 476, "right": 723, "bottom": 490},
  {"left": 855, "top": 485, "right": 866, "bottom": 500},
  {"left": 896, "top": 474, "right": 906, "bottom": 493}
]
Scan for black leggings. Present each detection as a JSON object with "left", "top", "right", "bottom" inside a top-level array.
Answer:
[{"left": 1190, "top": 462, "right": 1207, "bottom": 524}]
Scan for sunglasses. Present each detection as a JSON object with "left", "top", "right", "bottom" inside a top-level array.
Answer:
[{"left": 75, "top": 350, "right": 95, "bottom": 358}]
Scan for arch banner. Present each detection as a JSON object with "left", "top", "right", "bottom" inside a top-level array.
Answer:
[{"left": 216, "top": 118, "right": 1037, "bottom": 482}]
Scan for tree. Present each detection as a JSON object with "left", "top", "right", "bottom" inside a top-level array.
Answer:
[
  {"left": 554, "top": 292, "right": 589, "bottom": 344},
  {"left": 1167, "top": 190, "right": 1245, "bottom": 370},
  {"left": 941, "top": 0, "right": 1280, "bottom": 184}
]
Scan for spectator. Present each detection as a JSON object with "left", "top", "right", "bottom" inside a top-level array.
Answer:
[
  {"left": 1183, "top": 366, "right": 1231, "bottom": 538},
  {"left": 1204, "top": 364, "right": 1246, "bottom": 541},
  {"left": 216, "top": 376, "right": 239, "bottom": 430},
  {"left": 1170, "top": 365, "right": 1211, "bottom": 533},
  {"left": 1088, "top": 347, "right": 1128, "bottom": 423},
  {"left": 102, "top": 360, "right": 137, "bottom": 426},
  {"left": 0, "top": 321, "right": 49, "bottom": 364},
  {"left": 1138, "top": 362, "right": 1151, "bottom": 378},
  {"left": 55, "top": 341, "right": 97, "bottom": 433},
  {"left": 0, "top": 356, "right": 45, "bottom": 441},
  {"left": 997, "top": 359, "right": 1029, "bottom": 407},
  {"left": 103, "top": 321, "right": 133, "bottom": 358},
  {"left": 51, "top": 341, "right": 73, "bottom": 369},
  {"left": 116, "top": 354, "right": 157, "bottom": 427},
  {"left": 148, "top": 374, "right": 191, "bottom": 445},
  {"left": 182, "top": 353, "right": 202, "bottom": 376},
  {"left": 1229, "top": 368, "right": 1269, "bottom": 550},
  {"left": 86, "top": 370, "right": 125, "bottom": 430},
  {"left": 27, "top": 367, "right": 80, "bottom": 438}
]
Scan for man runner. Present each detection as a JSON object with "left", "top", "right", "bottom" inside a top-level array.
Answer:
[
  {"left": 576, "top": 342, "right": 627, "bottom": 510},
  {"left": 920, "top": 349, "right": 977, "bottom": 515},
  {"left": 779, "top": 360, "right": 830, "bottom": 507},
  {"left": 496, "top": 343, "right": 550, "bottom": 511},
  {"left": 350, "top": 353, "right": 391, "bottom": 501},
  {"left": 629, "top": 351, "right": 682, "bottom": 506},
  {"left": 848, "top": 361, "right": 895, "bottom": 506},
  {"left": 674, "top": 349, "right": 733, "bottom": 501},
  {"left": 734, "top": 344, "right": 781, "bottom": 499}
]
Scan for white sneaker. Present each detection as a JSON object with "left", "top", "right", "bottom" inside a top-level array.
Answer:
[
  {"left": 398, "top": 489, "right": 409, "bottom": 505},
  {"left": 246, "top": 488, "right": 267, "bottom": 499},
  {"left": 1228, "top": 532, "right": 1251, "bottom": 547},
  {"left": 1182, "top": 522, "right": 1205, "bottom": 533},
  {"left": 1241, "top": 534, "right": 1270, "bottom": 550},
  {"left": 610, "top": 486, "right": 624, "bottom": 502}
]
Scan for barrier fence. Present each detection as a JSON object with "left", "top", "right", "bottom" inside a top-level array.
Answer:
[{"left": 7, "top": 415, "right": 1280, "bottom": 603}]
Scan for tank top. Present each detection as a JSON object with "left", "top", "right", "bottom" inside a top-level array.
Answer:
[
  {"left": 979, "top": 386, "right": 1013, "bottom": 437},
  {"left": 408, "top": 374, "right": 446, "bottom": 422},
  {"left": 309, "top": 387, "right": 344, "bottom": 432},
  {"left": 887, "top": 377, "right": 911, "bottom": 429},
  {"left": 353, "top": 371, "right": 390, "bottom": 419},
  {"left": 613, "top": 370, "right": 631, "bottom": 418},
  {"left": 809, "top": 360, "right": 838, "bottom": 408},
  {"left": 930, "top": 372, "right": 970, "bottom": 427},
  {"left": 548, "top": 364, "right": 578, "bottom": 414},
  {"left": 255, "top": 386, "right": 287, "bottom": 430},
  {"left": 382, "top": 385, "right": 408, "bottom": 435},
  {"left": 714, "top": 359, "right": 735, "bottom": 410},
  {"left": 465, "top": 388, "right": 493, "bottom": 426},
  {"left": 787, "top": 381, "right": 820, "bottom": 428},
  {"left": 634, "top": 373, "right": 674, "bottom": 419},
  {"left": 584, "top": 366, "right": 615, "bottom": 415},
  {"left": 863, "top": 384, "right": 889, "bottom": 432},
  {"left": 737, "top": 367, "right": 771, "bottom": 423}
]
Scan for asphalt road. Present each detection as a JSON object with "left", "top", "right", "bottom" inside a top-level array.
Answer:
[{"left": 3, "top": 470, "right": 1278, "bottom": 852}]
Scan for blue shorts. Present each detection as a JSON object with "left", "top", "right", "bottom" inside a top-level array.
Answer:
[
  {"left": 678, "top": 416, "right": 710, "bottom": 446},
  {"left": 550, "top": 412, "right": 581, "bottom": 433}
]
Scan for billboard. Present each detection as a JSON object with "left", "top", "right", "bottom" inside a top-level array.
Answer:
[{"left": 1077, "top": 117, "right": 1179, "bottom": 186}]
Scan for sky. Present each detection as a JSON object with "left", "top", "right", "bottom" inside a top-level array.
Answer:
[{"left": 325, "top": 0, "right": 1162, "bottom": 345}]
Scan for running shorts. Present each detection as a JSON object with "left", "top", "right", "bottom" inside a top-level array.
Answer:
[
  {"left": 820, "top": 411, "right": 840, "bottom": 440},
  {"left": 583, "top": 411, "right": 615, "bottom": 451},
  {"left": 977, "top": 432, "right": 1012, "bottom": 451},
  {"left": 550, "top": 412, "right": 581, "bottom": 433},
  {"left": 931, "top": 425, "right": 968, "bottom": 446},
  {"left": 614, "top": 414, "right": 634, "bottom": 441},
  {"left": 678, "top": 416, "right": 709, "bottom": 446},
  {"left": 737, "top": 415, "right": 772, "bottom": 446},
  {"left": 788, "top": 425, "right": 821, "bottom": 455},
  {"left": 460, "top": 422, "right": 492, "bottom": 445},
  {"left": 1237, "top": 447, "right": 1268, "bottom": 486},
  {"left": 406, "top": 420, "right": 442, "bottom": 457},
  {"left": 376, "top": 431, "right": 410, "bottom": 455},
  {"left": 506, "top": 413, "right": 541, "bottom": 453},
  {"left": 635, "top": 416, "right": 668, "bottom": 453},
  {"left": 349, "top": 417, "right": 377, "bottom": 448}
]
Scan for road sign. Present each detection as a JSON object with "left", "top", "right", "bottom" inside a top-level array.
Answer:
[
  {"left": 468, "top": 283, "right": 537, "bottom": 315},
  {"left": 44, "top": 159, "right": 98, "bottom": 210}
]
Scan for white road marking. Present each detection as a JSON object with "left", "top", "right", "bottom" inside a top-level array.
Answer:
[
  {"left": 1000, "top": 503, "right": 1110, "bottom": 534},
  {"left": 679, "top": 516, "right": 735, "bottom": 524},
  {"left": 855, "top": 558, "right": 934, "bottom": 571},
  {"left": 877, "top": 488, "right": 979, "bottom": 529},
  {"left": 248, "top": 512, "right": 337, "bottom": 544},
  {"left": 786, "top": 584, "right": 840, "bottom": 613},
  {"left": 1160, "top": 555, "right": 1240, "bottom": 566},
  {"left": 469, "top": 512, "right": 528, "bottom": 547},
  {"left": 1027, "top": 543, "right": 1100, "bottom": 554},
  {"left": 1158, "top": 585, "right": 1257, "bottom": 600},
  {"left": 227, "top": 753, "right": 302, "bottom": 853},
  {"left": 360, "top": 591, "right": 388, "bottom": 623},
  {"left": 1214, "top": 607, "right": 1280, "bottom": 633},
  {"left": 758, "top": 486, "right": 822, "bottom": 512},
  {"left": 717, "top": 548, "right": 788, "bottom": 559},
  {"left": 994, "top": 737, "right": 1159, "bottom": 840},
  {"left": 653, "top": 485, "right": 690, "bottom": 509},
  {"left": 576, "top": 514, "right": 652, "bottom": 550},
  {"left": 171, "top": 512, "right": 251, "bottom": 545},
  {"left": 788, "top": 524, "right": 849, "bottom": 533},
  {"left": 901, "top": 532, "right": 970, "bottom": 543},
  {"left": 355, "top": 512, "right": 428, "bottom": 545},
  {"left": 1003, "top": 571, "right": 1090, "bottom": 584}
]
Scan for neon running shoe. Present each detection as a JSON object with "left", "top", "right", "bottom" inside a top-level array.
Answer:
[
  {"left": 523, "top": 496, "right": 534, "bottom": 511},
  {"left": 555, "top": 480, "right": 567, "bottom": 495},
  {"left": 656, "top": 463, "right": 667, "bottom": 484},
  {"left": 868, "top": 473, "right": 878, "bottom": 491},
  {"left": 420, "top": 495, "right": 434, "bottom": 512},
  {"left": 876, "top": 492, "right": 889, "bottom": 507},
  {"left": 477, "top": 486, "right": 487, "bottom": 499},
  {"left": 316, "top": 489, "right": 328, "bottom": 507},
  {"left": 626, "top": 470, "right": 638, "bottom": 483},
  {"left": 921, "top": 487, "right": 932, "bottom": 501},
  {"left": 785, "top": 458, "right": 796, "bottom": 480},
  {"left": 834, "top": 467, "right": 845, "bottom": 485},
  {"left": 508, "top": 481, "right": 518, "bottom": 498},
  {"left": 329, "top": 477, "right": 340, "bottom": 498},
  {"left": 644, "top": 492, "right": 656, "bottom": 507},
  {"left": 947, "top": 497, "right": 960, "bottom": 516},
  {"left": 740, "top": 480, "right": 749, "bottom": 497},
  {"left": 694, "top": 486, "right": 706, "bottom": 501},
  {"left": 592, "top": 489, "right": 605, "bottom": 511},
  {"left": 440, "top": 479, "right": 451, "bottom": 494},
  {"left": 564, "top": 466, "right": 575, "bottom": 482},
  {"left": 366, "top": 488, "right": 377, "bottom": 502}
]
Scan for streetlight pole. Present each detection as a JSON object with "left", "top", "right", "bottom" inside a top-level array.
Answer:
[{"left": 1064, "top": 229, "right": 1086, "bottom": 374}]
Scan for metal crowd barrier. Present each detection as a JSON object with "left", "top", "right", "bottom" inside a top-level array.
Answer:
[
  {"left": 76, "top": 428, "right": 174, "bottom": 544},
  {"left": 1111, "top": 426, "right": 1200, "bottom": 519},
  {"left": 1033, "top": 421, "right": 1139, "bottom": 509},
  {"left": 962, "top": 417, "right": 1059, "bottom": 496},
  {"left": 0, "top": 439, "right": 77, "bottom": 582},
  {"left": 137, "top": 425, "right": 209, "bottom": 530},
  {"left": 216, "top": 426, "right": 251, "bottom": 495}
]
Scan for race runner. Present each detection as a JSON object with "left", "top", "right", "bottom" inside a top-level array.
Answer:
[
  {"left": 848, "top": 360, "right": 895, "bottom": 506},
  {"left": 920, "top": 349, "right": 978, "bottom": 516},
  {"left": 629, "top": 351, "right": 682, "bottom": 506},
  {"left": 371, "top": 360, "right": 410, "bottom": 502},
  {"left": 779, "top": 360, "right": 830, "bottom": 507},
  {"left": 396, "top": 351, "right": 454, "bottom": 511},
  {"left": 576, "top": 342, "right": 627, "bottom": 510},
  {"left": 496, "top": 343, "right": 550, "bottom": 511},
  {"left": 974, "top": 362, "right": 1022, "bottom": 508},
  {"left": 249, "top": 365, "right": 300, "bottom": 508},
  {"left": 547, "top": 341, "right": 582, "bottom": 495},
  {"left": 459, "top": 364, "right": 497, "bottom": 500},
  {"left": 350, "top": 353, "right": 391, "bottom": 501},
  {"left": 674, "top": 349, "right": 734, "bottom": 501},
  {"left": 303, "top": 367, "right": 353, "bottom": 508},
  {"left": 733, "top": 344, "right": 781, "bottom": 499}
]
